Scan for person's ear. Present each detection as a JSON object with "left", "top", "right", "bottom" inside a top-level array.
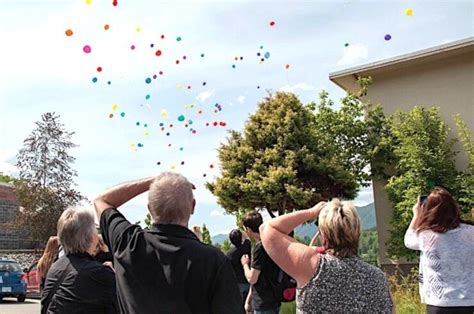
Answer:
[{"left": 191, "top": 199, "right": 196, "bottom": 214}]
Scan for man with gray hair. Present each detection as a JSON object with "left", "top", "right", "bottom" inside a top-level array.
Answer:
[
  {"left": 41, "top": 207, "right": 118, "bottom": 313},
  {"left": 94, "top": 173, "right": 242, "bottom": 314}
]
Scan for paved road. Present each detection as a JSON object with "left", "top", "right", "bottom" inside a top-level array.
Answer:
[{"left": 0, "top": 297, "right": 40, "bottom": 314}]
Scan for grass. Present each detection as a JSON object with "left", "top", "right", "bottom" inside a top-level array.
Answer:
[
  {"left": 280, "top": 301, "right": 296, "bottom": 314},
  {"left": 388, "top": 270, "right": 425, "bottom": 314},
  {"left": 279, "top": 270, "right": 425, "bottom": 314}
]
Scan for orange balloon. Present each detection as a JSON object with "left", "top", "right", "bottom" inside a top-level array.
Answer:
[
  {"left": 65, "top": 29, "right": 73, "bottom": 36},
  {"left": 104, "top": 24, "right": 110, "bottom": 30}
]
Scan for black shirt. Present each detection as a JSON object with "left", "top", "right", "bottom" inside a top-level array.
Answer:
[
  {"left": 94, "top": 251, "right": 113, "bottom": 264},
  {"left": 251, "top": 241, "right": 281, "bottom": 310},
  {"left": 41, "top": 253, "right": 118, "bottom": 314},
  {"left": 100, "top": 208, "right": 243, "bottom": 314},
  {"left": 225, "top": 239, "right": 251, "bottom": 284}
]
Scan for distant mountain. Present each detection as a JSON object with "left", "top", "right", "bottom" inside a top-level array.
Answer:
[
  {"left": 211, "top": 233, "right": 228, "bottom": 245},
  {"left": 211, "top": 203, "right": 376, "bottom": 244},
  {"left": 295, "top": 202, "right": 376, "bottom": 239}
]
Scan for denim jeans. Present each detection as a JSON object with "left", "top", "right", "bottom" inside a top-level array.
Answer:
[
  {"left": 238, "top": 283, "right": 250, "bottom": 307},
  {"left": 254, "top": 307, "right": 280, "bottom": 314}
]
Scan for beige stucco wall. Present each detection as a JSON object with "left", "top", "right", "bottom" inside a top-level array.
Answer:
[{"left": 363, "top": 51, "right": 474, "bottom": 266}]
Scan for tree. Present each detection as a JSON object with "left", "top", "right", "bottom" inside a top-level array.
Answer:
[
  {"left": 15, "top": 112, "right": 83, "bottom": 244},
  {"left": 201, "top": 224, "right": 212, "bottom": 245},
  {"left": 207, "top": 84, "right": 383, "bottom": 218},
  {"left": 144, "top": 213, "right": 152, "bottom": 228},
  {"left": 221, "top": 239, "right": 232, "bottom": 253},
  {"left": 0, "top": 173, "right": 13, "bottom": 184},
  {"left": 378, "top": 107, "right": 467, "bottom": 259}
]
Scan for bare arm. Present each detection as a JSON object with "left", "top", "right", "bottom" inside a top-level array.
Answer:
[
  {"left": 241, "top": 255, "right": 260, "bottom": 285},
  {"left": 260, "top": 202, "right": 326, "bottom": 287},
  {"left": 404, "top": 198, "right": 421, "bottom": 250},
  {"left": 94, "top": 177, "right": 155, "bottom": 219},
  {"left": 245, "top": 286, "right": 253, "bottom": 313}
]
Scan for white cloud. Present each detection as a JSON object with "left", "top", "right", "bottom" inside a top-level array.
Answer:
[
  {"left": 279, "top": 82, "right": 316, "bottom": 93},
  {"left": 196, "top": 90, "right": 214, "bottom": 103},
  {"left": 210, "top": 209, "right": 225, "bottom": 217},
  {"left": 337, "top": 43, "right": 369, "bottom": 66},
  {"left": 0, "top": 150, "right": 18, "bottom": 176},
  {"left": 237, "top": 95, "right": 246, "bottom": 103}
]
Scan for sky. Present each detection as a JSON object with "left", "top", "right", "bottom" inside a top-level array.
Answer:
[{"left": 0, "top": 0, "right": 473, "bottom": 237}]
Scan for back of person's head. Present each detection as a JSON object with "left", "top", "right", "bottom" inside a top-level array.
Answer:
[
  {"left": 319, "top": 199, "right": 361, "bottom": 258},
  {"left": 57, "top": 207, "right": 97, "bottom": 255},
  {"left": 242, "top": 211, "right": 263, "bottom": 233},
  {"left": 415, "top": 186, "right": 461, "bottom": 233},
  {"left": 38, "top": 236, "right": 60, "bottom": 277},
  {"left": 148, "top": 172, "right": 195, "bottom": 225},
  {"left": 229, "top": 229, "right": 242, "bottom": 247}
]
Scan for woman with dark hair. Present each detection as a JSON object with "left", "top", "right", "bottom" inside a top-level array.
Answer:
[
  {"left": 405, "top": 187, "right": 474, "bottom": 313},
  {"left": 225, "top": 229, "right": 251, "bottom": 310}
]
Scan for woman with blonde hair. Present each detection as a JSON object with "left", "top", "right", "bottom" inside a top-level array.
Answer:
[
  {"left": 36, "top": 236, "right": 60, "bottom": 291},
  {"left": 261, "top": 199, "right": 393, "bottom": 313}
]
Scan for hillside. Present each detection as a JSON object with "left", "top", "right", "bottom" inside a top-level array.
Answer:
[{"left": 212, "top": 202, "right": 376, "bottom": 244}]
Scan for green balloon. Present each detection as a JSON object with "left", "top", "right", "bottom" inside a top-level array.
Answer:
[{"left": 177, "top": 115, "right": 185, "bottom": 122}]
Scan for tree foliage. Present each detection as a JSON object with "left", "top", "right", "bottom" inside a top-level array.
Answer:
[
  {"left": 377, "top": 107, "right": 472, "bottom": 259},
  {"left": 0, "top": 173, "right": 13, "bottom": 184},
  {"left": 201, "top": 224, "right": 212, "bottom": 245},
  {"left": 220, "top": 239, "right": 231, "bottom": 253},
  {"left": 207, "top": 85, "right": 383, "bottom": 218},
  {"left": 15, "top": 112, "right": 83, "bottom": 244}
]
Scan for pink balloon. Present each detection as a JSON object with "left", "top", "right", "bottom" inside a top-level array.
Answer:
[{"left": 83, "top": 45, "right": 91, "bottom": 53}]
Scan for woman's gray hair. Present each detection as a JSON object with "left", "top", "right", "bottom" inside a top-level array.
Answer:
[
  {"left": 148, "top": 172, "right": 195, "bottom": 224},
  {"left": 57, "top": 207, "right": 96, "bottom": 255}
]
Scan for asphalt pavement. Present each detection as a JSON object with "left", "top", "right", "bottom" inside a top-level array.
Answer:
[{"left": 0, "top": 297, "right": 40, "bottom": 314}]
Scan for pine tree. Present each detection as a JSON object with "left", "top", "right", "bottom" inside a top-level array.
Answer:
[
  {"left": 15, "top": 112, "right": 83, "bottom": 243},
  {"left": 201, "top": 224, "right": 212, "bottom": 245}
]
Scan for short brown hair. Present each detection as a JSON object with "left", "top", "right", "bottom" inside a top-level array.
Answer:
[
  {"left": 414, "top": 187, "right": 462, "bottom": 233},
  {"left": 242, "top": 211, "right": 263, "bottom": 233},
  {"left": 319, "top": 199, "right": 360, "bottom": 258}
]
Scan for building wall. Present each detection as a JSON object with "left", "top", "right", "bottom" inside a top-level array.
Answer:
[
  {"left": 0, "top": 184, "right": 39, "bottom": 250},
  {"left": 364, "top": 51, "right": 474, "bottom": 267}
]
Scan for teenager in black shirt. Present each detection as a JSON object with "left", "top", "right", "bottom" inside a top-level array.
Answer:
[
  {"left": 94, "top": 173, "right": 242, "bottom": 314},
  {"left": 240, "top": 211, "right": 281, "bottom": 313}
]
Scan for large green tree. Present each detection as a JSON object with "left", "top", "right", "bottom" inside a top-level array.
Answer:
[
  {"left": 378, "top": 107, "right": 472, "bottom": 259},
  {"left": 15, "top": 112, "right": 83, "bottom": 243},
  {"left": 207, "top": 84, "right": 383, "bottom": 218}
]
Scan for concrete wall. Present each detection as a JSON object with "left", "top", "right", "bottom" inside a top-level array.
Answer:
[{"left": 363, "top": 50, "right": 474, "bottom": 268}]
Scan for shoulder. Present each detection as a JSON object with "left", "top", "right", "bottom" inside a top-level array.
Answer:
[
  {"left": 356, "top": 258, "right": 388, "bottom": 282},
  {"left": 83, "top": 260, "right": 116, "bottom": 286}
]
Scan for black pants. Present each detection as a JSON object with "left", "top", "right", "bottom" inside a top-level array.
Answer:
[{"left": 427, "top": 305, "right": 474, "bottom": 314}]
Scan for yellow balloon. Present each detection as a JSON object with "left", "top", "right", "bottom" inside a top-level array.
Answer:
[
  {"left": 405, "top": 8, "right": 413, "bottom": 16},
  {"left": 136, "top": 27, "right": 141, "bottom": 33},
  {"left": 85, "top": 0, "right": 92, "bottom": 5},
  {"left": 160, "top": 110, "right": 168, "bottom": 118},
  {"left": 112, "top": 104, "right": 118, "bottom": 110}
]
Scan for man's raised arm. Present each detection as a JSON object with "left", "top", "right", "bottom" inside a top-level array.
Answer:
[{"left": 94, "top": 177, "right": 155, "bottom": 219}]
